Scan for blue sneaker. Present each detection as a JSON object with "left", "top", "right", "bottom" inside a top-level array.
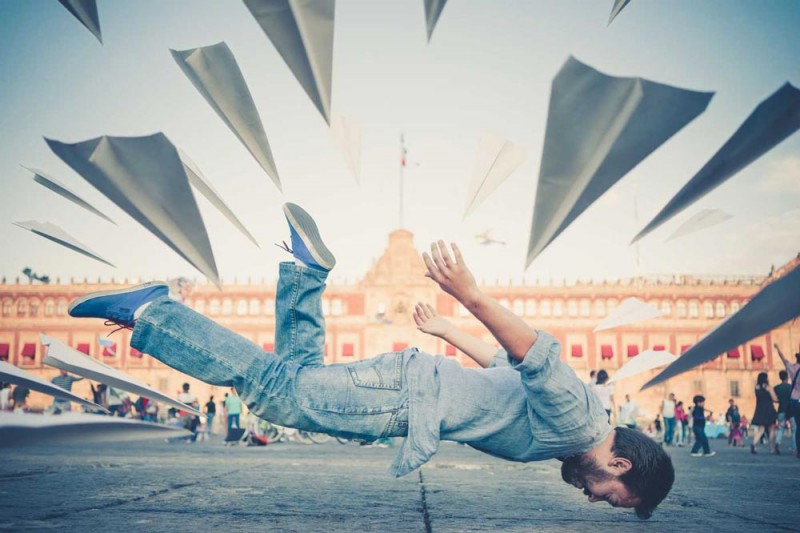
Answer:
[
  {"left": 282, "top": 203, "right": 336, "bottom": 271},
  {"left": 68, "top": 281, "right": 170, "bottom": 327}
]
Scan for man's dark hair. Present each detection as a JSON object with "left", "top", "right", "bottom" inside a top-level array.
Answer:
[
  {"left": 182, "top": 382, "right": 190, "bottom": 392},
  {"left": 612, "top": 427, "right": 674, "bottom": 519},
  {"left": 780, "top": 370, "right": 788, "bottom": 381},
  {"left": 693, "top": 395, "right": 705, "bottom": 405}
]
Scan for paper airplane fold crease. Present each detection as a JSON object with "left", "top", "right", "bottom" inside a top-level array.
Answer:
[
  {"left": 0, "top": 361, "right": 104, "bottom": 410},
  {"left": 423, "top": 0, "right": 448, "bottom": 42},
  {"left": 464, "top": 131, "right": 528, "bottom": 218},
  {"left": 58, "top": 0, "right": 102, "bottom": 43},
  {"left": 13, "top": 220, "right": 115, "bottom": 268},
  {"left": 24, "top": 166, "right": 116, "bottom": 224},
  {"left": 594, "top": 297, "right": 665, "bottom": 332}
]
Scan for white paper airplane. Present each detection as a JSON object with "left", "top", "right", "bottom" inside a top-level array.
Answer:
[
  {"left": 608, "top": 0, "right": 631, "bottom": 26},
  {"left": 594, "top": 297, "right": 665, "bottom": 332},
  {"left": 13, "top": 220, "right": 115, "bottom": 268},
  {"left": 644, "top": 263, "right": 800, "bottom": 389},
  {"left": 328, "top": 115, "right": 362, "bottom": 183},
  {"left": 424, "top": 0, "right": 449, "bottom": 42},
  {"left": 41, "top": 334, "right": 203, "bottom": 416},
  {"left": 45, "top": 133, "right": 221, "bottom": 286},
  {"left": 0, "top": 361, "right": 104, "bottom": 411},
  {"left": 244, "top": 0, "right": 335, "bottom": 124},
  {"left": 633, "top": 83, "right": 800, "bottom": 244},
  {"left": 171, "top": 42, "right": 281, "bottom": 191},
  {"left": 665, "top": 209, "right": 732, "bottom": 242},
  {"left": 23, "top": 166, "right": 116, "bottom": 225},
  {"left": 58, "top": 0, "right": 102, "bottom": 43},
  {"left": 526, "top": 57, "right": 713, "bottom": 266},
  {"left": 178, "top": 149, "right": 260, "bottom": 247},
  {"left": 0, "top": 412, "right": 190, "bottom": 447},
  {"left": 608, "top": 349, "right": 677, "bottom": 384},
  {"left": 464, "top": 131, "right": 528, "bottom": 218}
]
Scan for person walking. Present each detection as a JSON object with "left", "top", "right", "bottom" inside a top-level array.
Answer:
[
  {"left": 690, "top": 395, "right": 715, "bottom": 457},
  {"left": 618, "top": 395, "right": 639, "bottom": 430},
  {"left": 50, "top": 370, "right": 84, "bottom": 414},
  {"left": 0, "top": 382, "right": 11, "bottom": 412},
  {"left": 750, "top": 372, "right": 778, "bottom": 454},
  {"left": 593, "top": 370, "right": 615, "bottom": 423},
  {"left": 674, "top": 401, "right": 687, "bottom": 447},
  {"left": 205, "top": 395, "right": 217, "bottom": 436},
  {"left": 725, "top": 399, "right": 742, "bottom": 447},
  {"left": 661, "top": 393, "right": 677, "bottom": 447},
  {"left": 224, "top": 389, "right": 242, "bottom": 431},
  {"left": 774, "top": 370, "right": 796, "bottom": 453},
  {"left": 775, "top": 343, "right": 800, "bottom": 458}
]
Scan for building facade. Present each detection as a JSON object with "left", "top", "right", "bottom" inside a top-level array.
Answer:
[{"left": 2, "top": 230, "right": 798, "bottom": 424}]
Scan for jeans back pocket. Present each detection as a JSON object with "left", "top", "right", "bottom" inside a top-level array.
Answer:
[{"left": 347, "top": 352, "right": 403, "bottom": 390}]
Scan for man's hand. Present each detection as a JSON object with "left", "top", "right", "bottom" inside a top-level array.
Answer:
[
  {"left": 422, "top": 241, "right": 480, "bottom": 306},
  {"left": 413, "top": 303, "right": 454, "bottom": 338}
]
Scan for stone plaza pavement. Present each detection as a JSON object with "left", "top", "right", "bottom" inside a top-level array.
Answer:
[{"left": 0, "top": 436, "right": 797, "bottom": 532}]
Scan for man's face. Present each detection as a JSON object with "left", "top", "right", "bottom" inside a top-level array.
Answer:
[{"left": 561, "top": 455, "right": 640, "bottom": 509}]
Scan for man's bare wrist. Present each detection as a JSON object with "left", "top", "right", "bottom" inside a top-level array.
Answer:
[{"left": 460, "top": 288, "right": 484, "bottom": 310}]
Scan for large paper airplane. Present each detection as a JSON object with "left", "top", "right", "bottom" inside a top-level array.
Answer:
[
  {"left": 13, "top": 220, "right": 115, "bottom": 268},
  {"left": 633, "top": 83, "right": 800, "bottom": 243},
  {"left": 329, "top": 115, "right": 362, "bottom": 183},
  {"left": 423, "top": 0, "right": 448, "bottom": 42},
  {"left": 0, "top": 413, "right": 190, "bottom": 447},
  {"left": 526, "top": 57, "right": 713, "bottom": 266},
  {"left": 178, "top": 149, "right": 260, "bottom": 247},
  {"left": 608, "top": 0, "right": 631, "bottom": 26},
  {"left": 608, "top": 349, "right": 677, "bottom": 384},
  {"left": 594, "top": 297, "right": 665, "bottom": 332},
  {"left": 643, "top": 263, "right": 800, "bottom": 389},
  {"left": 41, "top": 334, "right": 203, "bottom": 416},
  {"left": 464, "top": 131, "right": 528, "bottom": 218},
  {"left": 0, "top": 361, "right": 104, "bottom": 411},
  {"left": 171, "top": 42, "right": 282, "bottom": 191},
  {"left": 23, "top": 166, "right": 116, "bottom": 225},
  {"left": 45, "top": 133, "right": 221, "bottom": 286},
  {"left": 244, "top": 0, "right": 335, "bottom": 124},
  {"left": 58, "top": 0, "right": 102, "bottom": 44},
  {"left": 666, "top": 209, "right": 732, "bottom": 242}
]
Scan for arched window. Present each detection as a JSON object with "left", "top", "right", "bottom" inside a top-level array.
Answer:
[
  {"left": 513, "top": 299, "right": 524, "bottom": 315},
  {"left": 660, "top": 300, "right": 672, "bottom": 316},
  {"left": 29, "top": 299, "right": 40, "bottom": 317},
  {"left": 676, "top": 301, "right": 687, "bottom": 318},
  {"left": 703, "top": 301, "right": 714, "bottom": 318},
  {"left": 331, "top": 298, "right": 343, "bottom": 316},
  {"left": 607, "top": 298, "right": 619, "bottom": 312},
  {"left": 689, "top": 301, "right": 699, "bottom": 318},
  {"left": 579, "top": 299, "right": 590, "bottom": 317},
  {"left": 44, "top": 299, "right": 54, "bottom": 316},
  {"left": 730, "top": 301, "right": 740, "bottom": 313},
  {"left": 594, "top": 300, "right": 606, "bottom": 317},
  {"left": 222, "top": 299, "right": 233, "bottom": 315},
  {"left": 264, "top": 299, "right": 275, "bottom": 316},
  {"left": 236, "top": 299, "right": 248, "bottom": 316},
  {"left": 525, "top": 299, "right": 537, "bottom": 316},
  {"left": 209, "top": 299, "right": 220, "bottom": 315},
  {"left": 540, "top": 300, "right": 551, "bottom": 317},
  {"left": 553, "top": 300, "right": 564, "bottom": 317},
  {"left": 715, "top": 301, "right": 726, "bottom": 318},
  {"left": 499, "top": 298, "right": 511, "bottom": 309},
  {"left": 195, "top": 299, "right": 205, "bottom": 314},
  {"left": 56, "top": 299, "right": 67, "bottom": 316},
  {"left": 322, "top": 299, "right": 331, "bottom": 316},
  {"left": 249, "top": 299, "right": 260, "bottom": 315},
  {"left": 567, "top": 300, "right": 578, "bottom": 318},
  {"left": 2, "top": 299, "right": 13, "bottom": 317},
  {"left": 16, "top": 299, "right": 27, "bottom": 317}
]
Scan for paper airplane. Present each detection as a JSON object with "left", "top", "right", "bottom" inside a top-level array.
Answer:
[
  {"left": 41, "top": 334, "right": 203, "bottom": 416},
  {"left": 23, "top": 166, "right": 116, "bottom": 225},
  {"left": 666, "top": 209, "right": 732, "bottom": 242},
  {"left": 608, "top": 350, "right": 676, "bottom": 384},
  {"left": 58, "top": 0, "right": 102, "bottom": 44},
  {"left": 178, "top": 149, "right": 260, "bottom": 247},
  {"left": 328, "top": 115, "right": 362, "bottom": 183},
  {"left": 0, "top": 361, "right": 104, "bottom": 411},
  {"left": 45, "top": 133, "right": 221, "bottom": 286},
  {"left": 464, "top": 131, "right": 528, "bottom": 218},
  {"left": 0, "top": 413, "right": 190, "bottom": 447},
  {"left": 633, "top": 83, "right": 800, "bottom": 243},
  {"left": 13, "top": 220, "right": 115, "bottom": 268},
  {"left": 644, "top": 264, "right": 800, "bottom": 389},
  {"left": 171, "top": 42, "right": 282, "bottom": 191},
  {"left": 244, "top": 0, "right": 335, "bottom": 124},
  {"left": 424, "top": 0, "right": 448, "bottom": 42},
  {"left": 526, "top": 57, "right": 713, "bottom": 266},
  {"left": 594, "top": 297, "right": 665, "bottom": 332},
  {"left": 608, "top": 0, "right": 631, "bottom": 25}
]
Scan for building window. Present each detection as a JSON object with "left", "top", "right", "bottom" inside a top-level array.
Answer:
[
  {"left": 553, "top": 300, "right": 563, "bottom": 317},
  {"left": 322, "top": 299, "right": 331, "bottom": 316},
  {"left": 540, "top": 300, "right": 551, "bottom": 317},
  {"left": 606, "top": 299, "right": 619, "bottom": 312},
  {"left": 703, "top": 301, "right": 714, "bottom": 318},
  {"left": 567, "top": 300, "right": 578, "bottom": 318},
  {"left": 16, "top": 299, "right": 27, "bottom": 317},
  {"left": 209, "top": 299, "right": 220, "bottom": 315},
  {"left": 236, "top": 299, "right": 248, "bottom": 316},
  {"left": 660, "top": 301, "right": 672, "bottom": 316},
  {"left": 158, "top": 378, "right": 169, "bottom": 392},
  {"left": 57, "top": 299, "right": 67, "bottom": 316},
  {"left": 525, "top": 299, "right": 537, "bottom": 316},
  {"left": 445, "top": 344, "right": 457, "bottom": 357},
  {"left": 342, "top": 343, "right": 355, "bottom": 357},
  {"left": 2, "top": 299, "right": 12, "bottom": 317},
  {"left": 715, "top": 301, "right": 726, "bottom": 318},
  {"left": 44, "top": 299, "right": 54, "bottom": 316},
  {"left": 222, "top": 299, "right": 233, "bottom": 315},
  {"left": 730, "top": 301, "right": 740, "bottom": 313},
  {"left": 692, "top": 379, "right": 703, "bottom": 392},
  {"left": 195, "top": 299, "right": 205, "bottom": 314},
  {"left": 579, "top": 299, "right": 590, "bottom": 317},
  {"left": 249, "top": 299, "right": 260, "bottom": 315},
  {"left": 513, "top": 299, "right": 524, "bottom": 316},
  {"left": 29, "top": 300, "right": 40, "bottom": 317},
  {"left": 676, "top": 301, "right": 687, "bottom": 318},
  {"left": 689, "top": 301, "right": 699, "bottom": 318},
  {"left": 331, "top": 298, "right": 343, "bottom": 316},
  {"left": 499, "top": 298, "right": 510, "bottom": 309},
  {"left": 594, "top": 300, "right": 606, "bottom": 317},
  {"left": 264, "top": 299, "right": 275, "bottom": 316},
  {"left": 729, "top": 380, "right": 740, "bottom": 398},
  {"left": 393, "top": 342, "right": 408, "bottom": 352}
]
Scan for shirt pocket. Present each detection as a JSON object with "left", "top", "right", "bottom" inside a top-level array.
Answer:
[{"left": 347, "top": 352, "right": 403, "bottom": 390}]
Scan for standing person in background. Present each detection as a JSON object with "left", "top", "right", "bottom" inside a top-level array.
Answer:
[
  {"left": 11, "top": 386, "right": 30, "bottom": 412},
  {"left": 661, "top": 393, "right": 677, "bottom": 447},
  {"left": 775, "top": 343, "right": 800, "bottom": 458},
  {"left": 725, "top": 399, "right": 741, "bottom": 447},
  {"left": 224, "top": 388, "right": 242, "bottom": 431},
  {"left": 205, "top": 395, "right": 217, "bottom": 436},
  {"left": 0, "top": 382, "right": 11, "bottom": 411},
  {"left": 50, "top": 370, "right": 84, "bottom": 414},
  {"left": 774, "top": 370, "right": 796, "bottom": 454},
  {"left": 618, "top": 395, "right": 639, "bottom": 429},
  {"left": 654, "top": 414, "right": 662, "bottom": 441},
  {"left": 593, "top": 370, "right": 615, "bottom": 423},
  {"left": 750, "top": 372, "right": 778, "bottom": 454},
  {"left": 690, "top": 395, "right": 716, "bottom": 457},
  {"left": 106, "top": 386, "right": 125, "bottom": 416},
  {"left": 673, "top": 401, "right": 687, "bottom": 447},
  {"left": 587, "top": 370, "right": 597, "bottom": 389}
]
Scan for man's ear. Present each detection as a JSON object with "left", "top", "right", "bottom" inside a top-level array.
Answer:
[{"left": 608, "top": 456, "right": 633, "bottom": 474}]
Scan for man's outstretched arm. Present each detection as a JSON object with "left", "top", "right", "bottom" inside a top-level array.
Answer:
[
  {"left": 422, "top": 241, "right": 537, "bottom": 363},
  {"left": 412, "top": 302, "right": 498, "bottom": 368}
]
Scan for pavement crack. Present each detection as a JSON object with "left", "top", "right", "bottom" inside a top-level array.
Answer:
[{"left": 418, "top": 470, "right": 433, "bottom": 533}]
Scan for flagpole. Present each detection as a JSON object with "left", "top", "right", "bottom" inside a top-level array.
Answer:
[{"left": 399, "top": 132, "right": 406, "bottom": 229}]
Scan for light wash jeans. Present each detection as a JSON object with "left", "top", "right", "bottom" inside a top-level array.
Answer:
[
  {"left": 776, "top": 411, "right": 797, "bottom": 450},
  {"left": 131, "top": 262, "right": 409, "bottom": 443}
]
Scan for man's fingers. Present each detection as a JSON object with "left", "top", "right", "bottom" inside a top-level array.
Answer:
[
  {"left": 437, "top": 240, "right": 453, "bottom": 266},
  {"left": 419, "top": 302, "right": 433, "bottom": 319},
  {"left": 430, "top": 242, "right": 448, "bottom": 272},
  {"left": 413, "top": 311, "right": 423, "bottom": 327},
  {"left": 422, "top": 252, "right": 442, "bottom": 281},
  {"left": 451, "top": 242, "right": 463, "bottom": 265}
]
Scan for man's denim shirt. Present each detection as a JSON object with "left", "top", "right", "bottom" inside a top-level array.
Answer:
[{"left": 391, "top": 331, "right": 611, "bottom": 477}]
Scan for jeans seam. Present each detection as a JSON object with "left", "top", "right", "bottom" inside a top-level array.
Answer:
[{"left": 288, "top": 268, "right": 301, "bottom": 364}]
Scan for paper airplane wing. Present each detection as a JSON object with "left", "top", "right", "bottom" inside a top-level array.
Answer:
[
  {"left": 171, "top": 42, "right": 281, "bottom": 191},
  {"left": 633, "top": 83, "right": 800, "bottom": 243},
  {"left": 608, "top": 0, "right": 631, "bottom": 25},
  {"left": 666, "top": 209, "right": 732, "bottom": 242},
  {"left": 24, "top": 166, "right": 116, "bottom": 225},
  {"left": 0, "top": 413, "right": 190, "bottom": 447},
  {"left": 179, "top": 149, "right": 260, "bottom": 247},
  {"left": 527, "top": 57, "right": 713, "bottom": 266},
  {"left": 57, "top": 0, "right": 102, "bottom": 43},
  {"left": 329, "top": 115, "right": 362, "bottom": 183},
  {"left": 244, "top": 0, "right": 335, "bottom": 124},
  {"left": 41, "top": 335, "right": 203, "bottom": 416},
  {"left": 608, "top": 350, "right": 677, "bottom": 384},
  {"left": 464, "top": 131, "right": 528, "bottom": 218},
  {"left": 45, "top": 133, "right": 220, "bottom": 286},
  {"left": 13, "top": 220, "right": 115, "bottom": 268},
  {"left": 0, "top": 361, "right": 104, "bottom": 410},
  {"left": 424, "top": 0, "right": 448, "bottom": 42},
  {"left": 594, "top": 297, "right": 665, "bottom": 332}
]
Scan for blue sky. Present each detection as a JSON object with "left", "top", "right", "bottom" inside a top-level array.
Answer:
[{"left": 0, "top": 0, "right": 798, "bottom": 285}]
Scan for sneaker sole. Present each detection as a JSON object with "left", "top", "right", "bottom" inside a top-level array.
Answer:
[
  {"left": 68, "top": 281, "right": 170, "bottom": 316},
  {"left": 283, "top": 203, "right": 336, "bottom": 270}
]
